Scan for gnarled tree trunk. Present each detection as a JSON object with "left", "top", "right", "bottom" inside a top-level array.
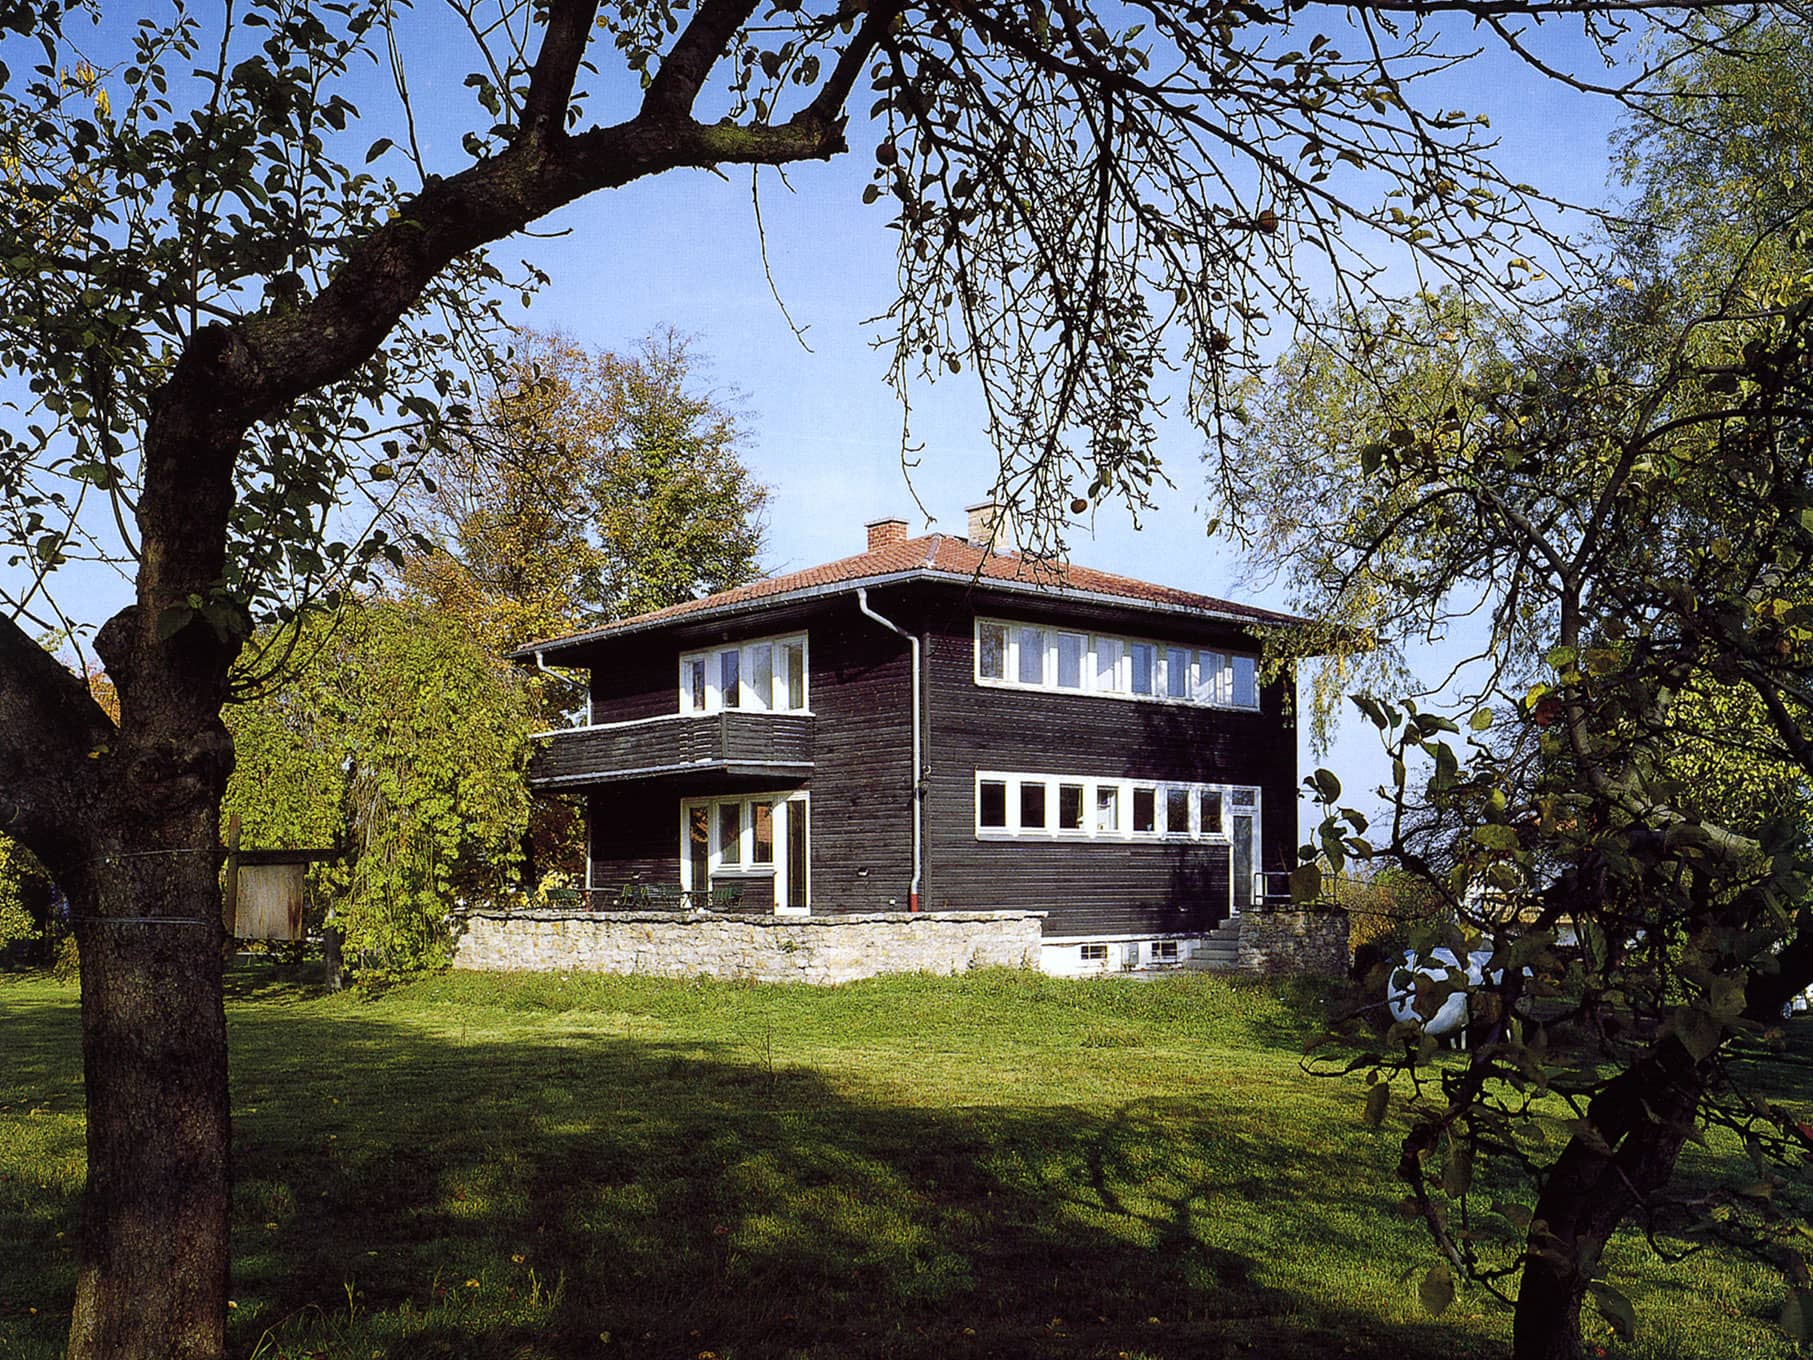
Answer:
[
  {"left": 1513, "top": 1038, "right": 1705, "bottom": 1360},
  {"left": 64, "top": 829, "right": 231, "bottom": 1360}
]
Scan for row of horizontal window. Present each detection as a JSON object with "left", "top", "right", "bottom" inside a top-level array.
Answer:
[
  {"left": 975, "top": 619, "right": 1259, "bottom": 708},
  {"left": 680, "top": 632, "right": 808, "bottom": 715},
  {"left": 976, "top": 772, "right": 1258, "bottom": 839}
]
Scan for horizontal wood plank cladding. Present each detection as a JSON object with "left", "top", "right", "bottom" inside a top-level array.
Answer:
[
  {"left": 572, "top": 597, "right": 917, "bottom": 914},
  {"left": 588, "top": 646, "right": 679, "bottom": 724},
  {"left": 918, "top": 610, "right": 1298, "bottom": 937},
  {"left": 936, "top": 841, "right": 1231, "bottom": 935},
  {"left": 587, "top": 786, "right": 677, "bottom": 902},
  {"left": 530, "top": 712, "right": 814, "bottom": 788},
  {"left": 802, "top": 606, "right": 915, "bottom": 912}
]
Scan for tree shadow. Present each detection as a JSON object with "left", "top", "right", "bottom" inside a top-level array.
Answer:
[{"left": 4, "top": 982, "right": 1512, "bottom": 1360}]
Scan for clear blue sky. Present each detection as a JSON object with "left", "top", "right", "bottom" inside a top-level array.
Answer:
[
  {"left": 28, "top": 10, "right": 1641, "bottom": 833},
  {"left": 463, "top": 26, "right": 1633, "bottom": 831}
]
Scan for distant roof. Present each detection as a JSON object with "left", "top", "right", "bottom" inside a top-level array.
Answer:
[{"left": 515, "top": 533, "right": 1306, "bottom": 659}]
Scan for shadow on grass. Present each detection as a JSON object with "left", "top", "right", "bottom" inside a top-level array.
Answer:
[{"left": 5, "top": 981, "right": 1504, "bottom": 1360}]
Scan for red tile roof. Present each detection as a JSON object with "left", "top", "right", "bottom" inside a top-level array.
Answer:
[{"left": 518, "top": 534, "right": 1303, "bottom": 657}]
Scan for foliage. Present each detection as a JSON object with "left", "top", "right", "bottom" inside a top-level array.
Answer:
[
  {"left": 224, "top": 602, "right": 533, "bottom": 979},
  {"left": 0, "top": 0, "right": 1776, "bottom": 1353},
  {"left": 1220, "top": 24, "right": 1813, "bottom": 1352},
  {"left": 0, "top": 833, "right": 55, "bottom": 961},
  {"left": 5, "top": 967, "right": 1805, "bottom": 1360},
  {"left": 403, "top": 327, "right": 769, "bottom": 657}
]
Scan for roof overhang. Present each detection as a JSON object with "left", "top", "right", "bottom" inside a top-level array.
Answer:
[{"left": 514, "top": 568, "right": 1306, "bottom": 666}]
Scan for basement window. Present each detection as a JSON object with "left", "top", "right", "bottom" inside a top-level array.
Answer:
[{"left": 1080, "top": 943, "right": 1109, "bottom": 962}]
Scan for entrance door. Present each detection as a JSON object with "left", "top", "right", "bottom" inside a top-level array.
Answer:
[{"left": 1229, "top": 787, "right": 1260, "bottom": 914}]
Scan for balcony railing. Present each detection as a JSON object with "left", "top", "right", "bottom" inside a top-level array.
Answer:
[{"left": 528, "top": 710, "right": 814, "bottom": 789}]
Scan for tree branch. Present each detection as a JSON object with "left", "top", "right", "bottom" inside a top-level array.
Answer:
[
  {"left": 641, "top": 0, "right": 763, "bottom": 121},
  {"left": 0, "top": 611, "right": 112, "bottom": 882},
  {"left": 522, "top": 0, "right": 603, "bottom": 137}
]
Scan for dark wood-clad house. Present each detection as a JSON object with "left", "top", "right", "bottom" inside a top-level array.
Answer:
[{"left": 516, "top": 502, "right": 1305, "bottom": 974}]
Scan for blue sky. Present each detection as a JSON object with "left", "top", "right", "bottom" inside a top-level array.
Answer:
[
  {"left": 24, "top": 8, "right": 1646, "bottom": 832},
  {"left": 462, "top": 23, "right": 1637, "bottom": 829}
]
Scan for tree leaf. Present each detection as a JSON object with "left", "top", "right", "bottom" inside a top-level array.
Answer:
[
  {"left": 1418, "top": 1261, "right": 1454, "bottom": 1315},
  {"left": 1591, "top": 1283, "right": 1636, "bottom": 1340}
]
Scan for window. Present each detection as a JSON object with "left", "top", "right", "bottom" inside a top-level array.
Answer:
[
  {"left": 1166, "top": 647, "right": 1190, "bottom": 699},
  {"left": 1152, "top": 940, "right": 1179, "bottom": 962},
  {"left": 679, "top": 794, "right": 809, "bottom": 912},
  {"left": 1130, "top": 643, "right": 1155, "bottom": 696},
  {"left": 720, "top": 649, "right": 741, "bottom": 708},
  {"left": 1194, "top": 650, "right": 1225, "bottom": 705},
  {"left": 979, "top": 780, "right": 1008, "bottom": 829},
  {"left": 1132, "top": 787, "right": 1157, "bottom": 833},
  {"left": 1165, "top": 787, "right": 1190, "bottom": 836},
  {"left": 787, "top": 800, "right": 809, "bottom": 911},
  {"left": 1095, "top": 785, "right": 1120, "bottom": 833},
  {"left": 718, "top": 803, "right": 743, "bottom": 865},
  {"left": 1199, "top": 788, "right": 1225, "bottom": 836},
  {"left": 680, "top": 633, "right": 809, "bottom": 715},
  {"left": 686, "top": 657, "right": 707, "bottom": 712},
  {"left": 688, "top": 806, "right": 710, "bottom": 895},
  {"left": 1094, "top": 637, "right": 1125, "bottom": 693},
  {"left": 1016, "top": 626, "right": 1047, "bottom": 685},
  {"left": 972, "top": 618, "right": 1258, "bottom": 711},
  {"left": 1080, "top": 943, "right": 1109, "bottom": 962},
  {"left": 1020, "top": 781, "right": 1048, "bottom": 830},
  {"left": 978, "top": 622, "right": 1007, "bottom": 680},
  {"left": 1231, "top": 654, "right": 1259, "bottom": 709},
  {"left": 746, "top": 642, "right": 773, "bottom": 711},
  {"left": 974, "top": 771, "right": 1256, "bottom": 855},
  {"left": 780, "top": 640, "right": 806, "bottom": 710},
  {"left": 752, "top": 803, "right": 774, "bottom": 865}
]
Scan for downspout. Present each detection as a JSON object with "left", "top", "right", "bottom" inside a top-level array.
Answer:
[{"left": 856, "top": 588, "right": 923, "bottom": 912}]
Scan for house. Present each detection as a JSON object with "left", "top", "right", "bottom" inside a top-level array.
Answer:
[{"left": 512, "top": 501, "right": 1310, "bottom": 976}]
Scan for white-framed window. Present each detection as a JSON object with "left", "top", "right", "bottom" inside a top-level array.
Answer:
[
  {"left": 679, "top": 632, "right": 809, "bottom": 715},
  {"left": 975, "top": 768, "right": 1258, "bottom": 856},
  {"left": 679, "top": 792, "right": 810, "bottom": 913},
  {"left": 1079, "top": 942, "right": 1109, "bottom": 962},
  {"left": 973, "top": 617, "right": 1260, "bottom": 711}
]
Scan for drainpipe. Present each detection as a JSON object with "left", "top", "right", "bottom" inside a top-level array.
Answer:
[{"left": 855, "top": 588, "right": 923, "bottom": 912}]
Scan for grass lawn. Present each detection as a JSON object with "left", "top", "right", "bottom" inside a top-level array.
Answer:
[{"left": 0, "top": 967, "right": 1803, "bottom": 1359}]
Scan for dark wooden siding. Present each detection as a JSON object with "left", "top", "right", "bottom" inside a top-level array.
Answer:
[
  {"left": 795, "top": 603, "right": 914, "bottom": 912},
  {"left": 917, "top": 602, "right": 1297, "bottom": 937},
  {"left": 587, "top": 647, "right": 677, "bottom": 724},
  {"left": 577, "top": 599, "right": 916, "bottom": 914},
  {"left": 586, "top": 785, "right": 678, "bottom": 901},
  {"left": 531, "top": 712, "right": 813, "bottom": 788}
]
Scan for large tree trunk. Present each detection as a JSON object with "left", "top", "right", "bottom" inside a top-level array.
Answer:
[
  {"left": 60, "top": 693, "right": 236, "bottom": 1360},
  {"left": 1512, "top": 1039, "right": 1704, "bottom": 1360},
  {"left": 64, "top": 827, "right": 231, "bottom": 1360}
]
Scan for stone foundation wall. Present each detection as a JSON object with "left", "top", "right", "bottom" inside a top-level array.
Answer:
[
  {"left": 452, "top": 908, "right": 1046, "bottom": 985},
  {"left": 1236, "top": 907, "right": 1350, "bottom": 977}
]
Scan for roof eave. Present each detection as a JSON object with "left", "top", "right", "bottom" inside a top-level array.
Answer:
[{"left": 514, "top": 567, "right": 1308, "bottom": 664}]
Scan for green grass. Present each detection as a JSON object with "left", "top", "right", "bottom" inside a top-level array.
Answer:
[{"left": 0, "top": 967, "right": 1801, "bottom": 1359}]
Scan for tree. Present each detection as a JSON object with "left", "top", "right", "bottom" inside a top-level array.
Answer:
[
  {"left": 0, "top": 832, "right": 56, "bottom": 963},
  {"left": 1218, "top": 24, "right": 1813, "bottom": 1351},
  {"left": 0, "top": 1, "right": 1766, "bottom": 1355},
  {"left": 224, "top": 602, "right": 532, "bottom": 980},
  {"left": 404, "top": 326, "right": 768, "bottom": 656},
  {"left": 399, "top": 326, "right": 768, "bottom": 880}
]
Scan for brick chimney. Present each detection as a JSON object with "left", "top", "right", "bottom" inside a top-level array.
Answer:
[
  {"left": 866, "top": 517, "right": 909, "bottom": 551},
  {"left": 965, "top": 498, "right": 1014, "bottom": 553}
]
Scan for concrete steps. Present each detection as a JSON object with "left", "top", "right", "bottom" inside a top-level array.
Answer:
[{"left": 1186, "top": 916, "right": 1243, "bottom": 972}]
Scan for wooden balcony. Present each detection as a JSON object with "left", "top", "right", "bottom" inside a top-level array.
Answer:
[{"left": 528, "top": 711, "right": 815, "bottom": 789}]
